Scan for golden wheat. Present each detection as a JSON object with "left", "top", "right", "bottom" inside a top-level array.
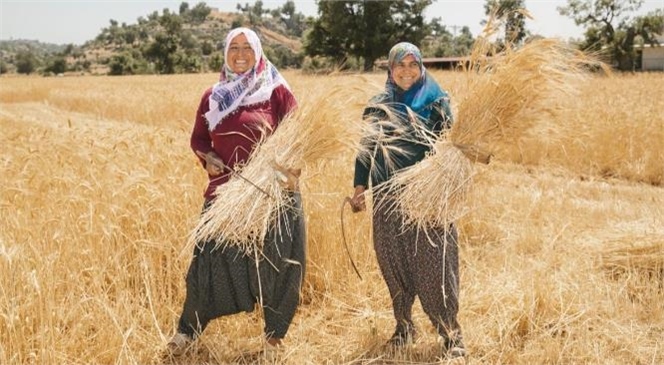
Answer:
[{"left": 1, "top": 70, "right": 662, "bottom": 365}]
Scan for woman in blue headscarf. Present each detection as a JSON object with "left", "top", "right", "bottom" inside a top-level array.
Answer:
[{"left": 350, "top": 42, "right": 466, "bottom": 360}]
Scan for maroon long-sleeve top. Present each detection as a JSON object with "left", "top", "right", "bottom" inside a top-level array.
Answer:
[{"left": 191, "top": 85, "right": 297, "bottom": 199}]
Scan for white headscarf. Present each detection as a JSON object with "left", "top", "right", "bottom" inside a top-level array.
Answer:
[{"left": 204, "top": 27, "right": 290, "bottom": 131}]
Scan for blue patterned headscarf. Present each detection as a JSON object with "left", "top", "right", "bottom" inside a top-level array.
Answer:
[{"left": 384, "top": 42, "right": 447, "bottom": 120}]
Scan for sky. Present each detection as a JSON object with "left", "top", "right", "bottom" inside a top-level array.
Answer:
[{"left": 1, "top": 0, "right": 663, "bottom": 45}]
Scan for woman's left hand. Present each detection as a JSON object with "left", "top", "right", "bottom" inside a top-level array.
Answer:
[{"left": 350, "top": 186, "right": 366, "bottom": 212}]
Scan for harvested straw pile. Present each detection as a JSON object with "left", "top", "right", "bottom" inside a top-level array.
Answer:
[
  {"left": 600, "top": 236, "right": 664, "bottom": 278},
  {"left": 190, "top": 84, "right": 363, "bottom": 253},
  {"left": 389, "top": 38, "right": 599, "bottom": 229}
]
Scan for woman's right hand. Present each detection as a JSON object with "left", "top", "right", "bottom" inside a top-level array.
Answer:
[
  {"left": 203, "top": 152, "right": 225, "bottom": 176},
  {"left": 350, "top": 185, "right": 366, "bottom": 213}
]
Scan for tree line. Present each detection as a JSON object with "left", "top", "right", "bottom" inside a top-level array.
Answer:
[{"left": 0, "top": 0, "right": 661, "bottom": 76}]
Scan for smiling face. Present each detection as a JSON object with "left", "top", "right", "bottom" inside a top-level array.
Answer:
[
  {"left": 226, "top": 33, "right": 256, "bottom": 74},
  {"left": 391, "top": 54, "right": 421, "bottom": 91}
]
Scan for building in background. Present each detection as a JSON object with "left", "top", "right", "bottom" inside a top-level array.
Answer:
[{"left": 639, "top": 35, "right": 664, "bottom": 71}]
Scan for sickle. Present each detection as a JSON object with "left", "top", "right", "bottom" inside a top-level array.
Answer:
[{"left": 341, "top": 197, "right": 363, "bottom": 280}]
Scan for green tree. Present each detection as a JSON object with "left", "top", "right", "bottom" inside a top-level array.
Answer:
[
  {"left": 305, "top": 0, "right": 433, "bottom": 71},
  {"left": 275, "top": 0, "right": 308, "bottom": 36},
  {"left": 265, "top": 44, "right": 303, "bottom": 68},
  {"left": 420, "top": 19, "right": 453, "bottom": 57},
  {"left": 106, "top": 19, "right": 123, "bottom": 45},
  {"left": 189, "top": 2, "right": 212, "bottom": 23},
  {"left": 122, "top": 28, "right": 137, "bottom": 45},
  {"left": 422, "top": 23, "right": 475, "bottom": 58},
  {"left": 201, "top": 41, "right": 214, "bottom": 56},
  {"left": 159, "top": 11, "right": 183, "bottom": 34},
  {"left": 142, "top": 11, "right": 184, "bottom": 74},
  {"left": 232, "top": 16, "right": 245, "bottom": 29},
  {"left": 454, "top": 26, "right": 475, "bottom": 56},
  {"left": 484, "top": 0, "right": 527, "bottom": 44},
  {"left": 429, "top": 17, "right": 447, "bottom": 37},
  {"left": 63, "top": 44, "right": 75, "bottom": 56},
  {"left": 179, "top": 32, "right": 199, "bottom": 51},
  {"left": 44, "top": 56, "right": 67, "bottom": 74},
  {"left": 237, "top": 1, "right": 267, "bottom": 25},
  {"left": 15, "top": 50, "right": 38, "bottom": 74},
  {"left": 175, "top": 51, "right": 202, "bottom": 73},
  {"left": 208, "top": 52, "right": 224, "bottom": 72},
  {"left": 109, "top": 52, "right": 136, "bottom": 75},
  {"left": 632, "top": 10, "right": 664, "bottom": 46},
  {"left": 144, "top": 33, "right": 178, "bottom": 73},
  {"left": 73, "top": 59, "right": 92, "bottom": 73},
  {"left": 304, "top": 1, "right": 352, "bottom": 67},
  {"left": 558, "top": 0, "right": 663, "bottom": 70},
  {"left": 148, "top": 11, "right": 160, "bottom": 22},
  {"left": 179, "top": 2, "right": 190, "bottom": 15}
]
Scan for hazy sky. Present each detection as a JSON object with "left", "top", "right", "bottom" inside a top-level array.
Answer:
[{"left": 1, "top": 0, "right": 662, "bottom": 45}]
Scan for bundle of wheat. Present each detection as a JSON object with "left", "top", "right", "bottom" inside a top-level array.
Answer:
[
  {"left": 189, "top": 84, "right": 365, "bottom": 253},
  {"left": 451, "top": 37, "right": 598, "bottom": 154},
  {"left": 601, "top": 237, "right": 664, "bottom": 277},
  {"left": 384, "top": 141, "right": 473, "bottom": 229}
]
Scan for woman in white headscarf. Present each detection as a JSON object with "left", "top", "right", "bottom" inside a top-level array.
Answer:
[{"left": 167, "top": 28, "right": 304, "bottom": 356}]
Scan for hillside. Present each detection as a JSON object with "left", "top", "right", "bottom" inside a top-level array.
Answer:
[{"left": 0, "top": 6, "right": 304, "bottom": 76}]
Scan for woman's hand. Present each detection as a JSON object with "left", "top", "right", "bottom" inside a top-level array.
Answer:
[
  {"left": 202, "top": 151, "right": 225, "bottom": 176},
  {"left": 350, "top": 185, "right": 366, "bottom": 213}
]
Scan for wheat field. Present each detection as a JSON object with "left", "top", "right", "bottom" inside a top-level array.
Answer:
[{"left": 1, "top": 69, "right": 662, "bottom": 365}]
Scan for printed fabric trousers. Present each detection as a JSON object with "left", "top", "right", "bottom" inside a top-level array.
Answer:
[
  {"left": 372, "top": 190, "right": 462, "bottom": 343},
  {"left": 177, "top": 192, "right": 306, "bottom": 339}
]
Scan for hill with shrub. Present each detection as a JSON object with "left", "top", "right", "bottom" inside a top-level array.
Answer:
[{"left": 0, "top": 2, "right": 306, "bottom": 76}]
